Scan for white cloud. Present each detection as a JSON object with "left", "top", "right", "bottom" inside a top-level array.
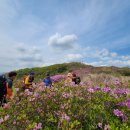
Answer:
[
  {"left": 48, "top": 33, "right": 77, "bottom": 50},
  {"left": 0, "top": 42, "right": 44, "bottom": 72},
  {"left": 66, "top": 54, "right": 83, "bottom": 62},
  {"left": 110, "top": 52, "right": 117, "bottom": 58}
]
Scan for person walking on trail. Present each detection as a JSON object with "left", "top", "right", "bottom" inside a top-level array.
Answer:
[
  {"left": 0, "top": 72, "right": 17, "bottom": 107},
  {"left": 72, "top": 73, "right": 81, "bottom": 85},
  {"left": 24, "top": 72, "right": 35, "bottom": 90},
  {"left": 0, "top": 75, "right": 7, "bottom": 107},
  {"left": 43, "top": 73, "right": 52, "bottom": 87},
  {"left": 6, "top": 72, "right": 17, "bottom": 99}
]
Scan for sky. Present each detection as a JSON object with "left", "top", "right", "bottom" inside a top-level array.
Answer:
[{"left": 0, "top": 0, "right": 130, "bottom": 72}]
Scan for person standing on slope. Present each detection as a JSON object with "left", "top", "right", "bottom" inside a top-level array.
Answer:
[
  {"left": 6, "top": 72, "right": 17, "bottom": 99},
  {"left": 43, "top": 73, "right": 52, "bottom": 87},
  {"left": 65, "top": 71, "right": 73, "bottom": 84},
  {"left": 72, "top": 73, "right": 81, "bottom": 85},
  {"left": 24, "top": 72, "right": 35, "bottom": 90}
]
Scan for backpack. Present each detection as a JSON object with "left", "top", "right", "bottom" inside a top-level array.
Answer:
[
  {"left": 75, "top": 77, "right": 81, "bottom": 84},
  {"left": 28, "top": 76, "right": 34, "bottom": 83},
  {"left": 0, "top": 75, "right": 7, "bottom": 96}
]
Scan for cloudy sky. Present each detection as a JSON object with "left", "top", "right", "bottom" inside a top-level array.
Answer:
[{"left": 0, "top": 0, "right": 130, "bottom": 72}]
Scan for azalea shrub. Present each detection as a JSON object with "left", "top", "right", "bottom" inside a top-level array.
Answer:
[{"left": 0, "top": 77, "right": 130, "bottom": 130}]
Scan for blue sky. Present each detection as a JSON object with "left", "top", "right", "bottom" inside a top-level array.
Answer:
[{"left": 0, "top": 0, "right": 130, "bottom": 72}]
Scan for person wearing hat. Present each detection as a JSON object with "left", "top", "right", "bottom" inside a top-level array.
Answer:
[
  {"left": 65, "top": 71, "right": 73, "bottom": 84},
  {"left": 24, "top": 72, "right": 35, "bottom": 89},
  {"left": 43, "top": 73, "right": 52, "bottom": 87}
]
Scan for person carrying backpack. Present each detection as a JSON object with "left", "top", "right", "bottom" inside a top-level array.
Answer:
[
  {"left": 72, "top": 73, "right": 81, "bottom": 85},
  {"left": 0, "top": 75, "right": 7, "bottom": 107},
  {"left": 6, "top": 72, "right": 17, "bottom": 99},
  {"left": 43, "top": 73, "right": 52, "bottom": 87},
  {"left": 24, "top": 72, "right": 35, "bottom": 89}
]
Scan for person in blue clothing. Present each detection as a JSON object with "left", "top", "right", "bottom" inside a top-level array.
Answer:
[{"left": 43, "top": 73, "right": 52, "bottom": 87}]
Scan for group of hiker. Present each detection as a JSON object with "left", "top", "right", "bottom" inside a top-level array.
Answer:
[
  {"left": 0, "top": 71, "right": 80, "bottom": 107},
  {"left": 65, "top": 71, "right": 81, "bottom": 84}
]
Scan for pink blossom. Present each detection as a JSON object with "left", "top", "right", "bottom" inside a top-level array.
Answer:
[
  {"left": 98, "top": 123, "right": 103, "bottom": 128},
  {"left": 0, "top": 118, "right": 4, "bottom": 124},
  {"left": 25, "top": 89, "right": 33, "bottom": 96},
  {"left": 94, "top": 86, "right": 100, "bottom": 90},
  {"left": 15, "top": 88, "right": 19, "bottom": 92},
  {"left": 114, "top": 79, "right": 120, "bottom": 85},
  {"left": 126, "top": 99, "right": 130, "bottom": 109},
  {"left": 88, "top": 88, "right": 94, "bottom": 93},
  {"left": 71, "top": 82, "right": 75, "bottom": 86},
  {"left": 61, "top": 113, "right": 70, "bottom": 122},
  {"left": 113, "top": 109, "right": 124, "bottom": 117},
  {"left": 122, "top": 115, "right": 128, "bottom": 122},
  {"left": 4, "top": 115, "right": 9, "bottom": 121},
  {"left": 13, "top": 120, "right": 16, "bottom": 125},
  {"left": 3, "top": 103, "right": 10, "bottom": 109},
  {"left": 79, "top": 82, "right": 85, "bottom": 86},
  {"left": 33, "top": 92, "right": 39, "bottom": 98},
  {"left": 62, "top": 92, "right": 73, "bottom": 98},
  {"left": 34, "top": 123, "right": 42, "bottom": 130},
  {"left": 102, "top": 87, "right": 111, "bottom": 93},
  {"left": 114, "top": 88, "right": 130, "bottom": 95},
  {"left": 104, "top": 125, "right": 110, "bottom": 130},
  {"left": 51, "top": 75, "right": 65, "bottom": 82}
]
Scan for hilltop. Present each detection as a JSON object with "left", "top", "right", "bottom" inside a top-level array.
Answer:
[{"left": 16, "top": 62, "right": 130, "bottom": 80}]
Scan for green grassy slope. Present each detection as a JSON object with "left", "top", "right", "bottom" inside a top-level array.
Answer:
[{"left": 16, "top": 62, "right": 130, "bottom": 80}]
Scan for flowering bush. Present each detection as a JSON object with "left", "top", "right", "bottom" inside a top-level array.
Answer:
[
  {"left": 51, "top": 75, "right": 65, "bottom": 82},
  {"left": 0, "top": 76, "right": 130, "bottom": 130}
]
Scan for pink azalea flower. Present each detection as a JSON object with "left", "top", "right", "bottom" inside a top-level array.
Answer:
[
  {"left": 15, "top": 88, "right": 19, "bottom": 92},
  {"left": 104, "top": 125, "right": 110, "bottom": 130},
  {"left": 94, "top": 86, "right": 100, "bottom": 90},
  {"left": 102, "top": 87, "right": 111, "bottom": 93},
  {"left": 33, "top": 92, "right": 39, "bottom": 98},
  {"left": 61, "top": 113, "right": 70, "bottom": 122},
  {"left": 126, "top": 99, "right": 130, "bottom": 109},
  {"left": 37, "top": 123, "right": 42, "bottom": 129},
  {"left": 71, "top": 82, "right": 75, "bottom": 86},
  {"left": 34, "top": 123, "right": 42, "bottom": 130},
  {"left": 113, "top": 109, "right": 124, "bottom": 117},
  {"left": 4, "top": 115, "right": 9, "bottom": 121},
  {"left": 114, "top": 79, "right": 120, "bottom": 85},
  {"left": 98, "top": 123, "right": 103, "bottom": 128},
  {"left": 62, "top": 92, "right": 73, "bottom": 98},
  {"left": 0, "top": 118, "right": 4, "bottom": 124},
  {"left": 13, "top": 120, "right": 16, "bottom": 125},
  {"left": 88, "top": 88, "right": 94, "bottom": 93},
  {"left": 3, "top": 103, "right": 10, "bottom": 109}
]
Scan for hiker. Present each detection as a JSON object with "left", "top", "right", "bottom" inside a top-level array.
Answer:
[
  {"left": 0, "top": 75, "right": 7, "bottom": 107},
  {"left": 43, "top": 73, "right": 52, "bottom": 87},
  {"left": 6, "top": 72, "right": 17, "bottom": 99},
  {"left": 23, "top": 72, "right": 35, "bottom": 90},
  {"left": 72, "top": 73, "right": 81, "bottom": 84},
  {"left": 23, "top": 73, "right": 28, "bottom": 84},
  {"left": 65, "top": 71, "right": 73, "bottom": 84}
]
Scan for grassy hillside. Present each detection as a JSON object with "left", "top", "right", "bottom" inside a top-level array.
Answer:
[{"left": 16, "top": 62, "right": 130, "bottom": 80}]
